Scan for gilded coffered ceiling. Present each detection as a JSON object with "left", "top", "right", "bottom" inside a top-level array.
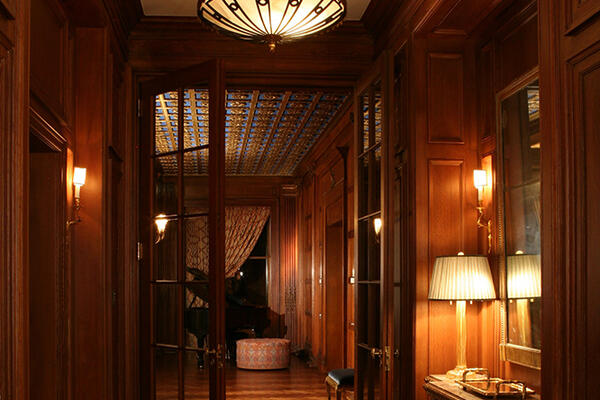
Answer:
[{"left": 153, "top": 89, "right": 349, "bottom": 176}]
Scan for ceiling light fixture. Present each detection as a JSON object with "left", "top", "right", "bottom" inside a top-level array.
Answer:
[{"left": 197, "top": 0, "right": 346, "bottom": 51}]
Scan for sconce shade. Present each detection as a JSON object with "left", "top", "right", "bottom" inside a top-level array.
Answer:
[
  {"left": 373, "top": 217, "right": 382, "bottom": 236},
  {"left": 73, "top": 167, "right": 87, "bottom": 186},
  {"left": 155, "top": 214, "right": 169, "bottom": 234},
  {"left": 507, "top": 254, "right": 541, "bottom": 299},
  {"left": 473, "top": 169, "right": 488, "bottom": 189},
  {"left": 428, "top": 255, "right": 496, "bottom": 301}
]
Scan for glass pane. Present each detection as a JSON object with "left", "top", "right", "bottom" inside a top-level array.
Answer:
[
  {"left": 184, "top": 89, "right": 209, "bottom": 150},
  {"left": 184, "top": 351, "right": 209, "bottom": 399},
  {"left": 502, "top": 79, "right": 541, "bottom": 350},
  {"left": 369, "top": 146, "right": 382, "bottom": 214},
  {"left": 185, "top": 284, "right": 209, "bottom": 350},
  {"left": 185, "top": 216, "right": 209, "bottom": 282},
  {"left": 154, "top": 284, "right": 179, "bottom": 346},
  {"left": 357, "top": 284, "right": 368, "bottom": 344},
  {"left": 155, "top": 91, "right": 179, "bottom": 155},
  {"left": 154, "top": 155, "right": 179, "bottom": 216},
  {"left": 373, "top": 82, "right": 382, "bottom": 145},
  {"left": 357, "top": 219, "right": 381, "bottom": 282},
  {"left": 360, "top": 91, "right": 370, "bottom": 153},
  {"left": 357, "top": 220, "right": 368, "bottom": 281},
  {"left": 357, "top": 147, "right": 382, "bottom": 218},
  {"left": 155, "top": 349, "right": 179, "bottom": 400},
  {"left": 183, "top": 150, "right": 209, "bottom": 215},
  {"left": 154, "top": 218, "right": 178, "bottom": 281},
  {"left": 367, "top": 284, "right": 380, "bottom": 347}
]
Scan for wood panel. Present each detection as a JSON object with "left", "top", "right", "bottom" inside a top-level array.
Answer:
[
  {"left": 30, "top": 0, "right": 70, "bottom": 124},
  {"left": 495, "top": 7, "right": 538, "bottom": 92},
  {"left": 570, "top": 40, "right": 600, "bottom": 400},
  {"left": 427, "top": 53, "right": 464, "bottom": 144}
]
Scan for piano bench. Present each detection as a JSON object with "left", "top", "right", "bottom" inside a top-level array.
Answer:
[{"left": 325, "top": 369, "right": 354, "bottom": 400}]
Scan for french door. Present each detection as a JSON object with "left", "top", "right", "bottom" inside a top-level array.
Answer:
[
  {"left": 139, "top": 60, "right": 226, "bottom": 400},
  {"left": 354, "top": 50, "right": 410, "bottom": 400},
  {"left": 354, "top": 53, "right": 388, "bottom": 400}
]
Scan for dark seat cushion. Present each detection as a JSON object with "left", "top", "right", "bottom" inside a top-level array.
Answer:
[{"left": 328, "top": 368, "right": 354, "bottom": 386}]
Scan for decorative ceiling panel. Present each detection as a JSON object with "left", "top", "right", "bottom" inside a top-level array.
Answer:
[{"left": 154, "top": 89, "right": 348, "bottom": 176}]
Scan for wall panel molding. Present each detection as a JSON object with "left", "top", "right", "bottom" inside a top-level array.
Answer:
[{"left": 427, "top": 53, "right": 465, "bottom": 144}]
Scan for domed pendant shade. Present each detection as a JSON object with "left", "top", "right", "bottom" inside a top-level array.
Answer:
[{"left": 197, "top": 0, "right": 346, "bottom": 50}]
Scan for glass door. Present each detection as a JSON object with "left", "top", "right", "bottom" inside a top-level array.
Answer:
[
  {"left": 354, "top": 55, "right": 388, "bottom": 400},
  {"left": 139, "top": 60, "right": 226, "bottom": 400}
]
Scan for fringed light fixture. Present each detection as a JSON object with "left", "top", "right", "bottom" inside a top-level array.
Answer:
[{"left": 197, "top": 0, "right": 346, "bottom": 51}]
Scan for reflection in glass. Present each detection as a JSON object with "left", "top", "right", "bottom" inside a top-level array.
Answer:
[
  {"left": 184, "top": 89, "right": 209, "bottom": 149},
  {"left": 501, "top": 79, "right": 541, "bottom": 349},
  {"left": 154, "top": 218, "right": 178, "bottom": 281},
  {"left": 361, "top": 92, "right": 370, "bottom": 152},
  {"left": 155, "top": 91, "right": 179, "bottom": 154},
  {"left": 154, "top": 155, "right": 178, "bottom": 215}
]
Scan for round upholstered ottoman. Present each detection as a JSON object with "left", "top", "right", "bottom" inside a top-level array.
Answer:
[{"left": 236, "top": 338, "right": 290, "bottom": 370}]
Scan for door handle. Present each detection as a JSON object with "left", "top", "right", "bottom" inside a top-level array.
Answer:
[{"left": 370, "top": 347, "right": 383, "bottom": 367}]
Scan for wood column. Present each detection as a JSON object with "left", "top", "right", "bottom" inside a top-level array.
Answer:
[
  {"left": 0, "top": 0, "right": 31, "bottom": 398},
  {"left": 72, "top": 27, "right": 109, "bottom": 400}
]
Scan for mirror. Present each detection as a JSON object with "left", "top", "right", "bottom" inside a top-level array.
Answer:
[{"left": 498, "top": 77, "right": 541, "bottom": 368}]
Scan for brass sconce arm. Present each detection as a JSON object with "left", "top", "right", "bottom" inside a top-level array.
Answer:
[{"left": 476, "top": 203, "right": 492, "bottom": 253}]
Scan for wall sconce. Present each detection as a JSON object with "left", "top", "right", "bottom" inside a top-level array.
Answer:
[
  {"left": 67, "top": 167, "right": 86, "bottom": 227},
  {"left": 473, "top": 169, "right": 492, "bottom": 253},
  {"left": 373, "top": 217, "right": 382, "bottom": 241},
  {"left": 154, "top": 214, "right": 168, "bottom": 244}
]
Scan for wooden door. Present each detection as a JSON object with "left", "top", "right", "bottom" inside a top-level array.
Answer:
[
  {"left": 353, "top": 53, "right": 391, "bottom": 400},
  {"left": 139, "top": 60, "right": 226, "bottom": 400}
]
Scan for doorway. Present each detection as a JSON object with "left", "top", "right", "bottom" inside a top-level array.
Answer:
[{"left": 28, "top": 132, "right": 67, "bottom": 400}]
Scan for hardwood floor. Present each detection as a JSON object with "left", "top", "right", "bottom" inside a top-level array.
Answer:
[{"left": 156, "top": 353, "right": 330, "bottom": 399}]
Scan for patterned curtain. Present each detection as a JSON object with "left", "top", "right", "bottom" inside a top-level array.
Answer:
[{"left": 186, "top": 206, "right": 270, "bottom": 279}]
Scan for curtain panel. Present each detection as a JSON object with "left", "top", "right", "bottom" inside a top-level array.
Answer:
[{"left": 186, "top": 206, "right": 270, "bottom": 280}]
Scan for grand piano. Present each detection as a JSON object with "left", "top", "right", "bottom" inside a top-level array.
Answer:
[{"left": 185, "top": 268, "right": 270, "bottom": 366}]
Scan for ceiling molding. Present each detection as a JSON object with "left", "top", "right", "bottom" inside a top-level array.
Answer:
[{"left": 128, "top": 18, "right": 374, "bottom": 82}]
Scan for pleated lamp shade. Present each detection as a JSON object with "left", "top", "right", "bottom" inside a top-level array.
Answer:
[
  {"left": 507, "top": 254, "right": 541, "bottom": 299},
  {"left": 428, "top": 255, "right": 496, "bottom": 301}
]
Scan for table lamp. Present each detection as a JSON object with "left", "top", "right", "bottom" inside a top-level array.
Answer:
[
  {"left": 507, "top": 253, "right": 541, "bottom": 347},
  {"left": 428, "top": 254, "right": 496, "bottom": 379}
]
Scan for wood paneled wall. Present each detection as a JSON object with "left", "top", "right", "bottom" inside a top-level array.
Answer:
[
  {"left": 539, "top": 0, "right": 600, "bottom": 398},
  {"left": 362, "top": 1, "right": 543, "bottom": 399},
  {"left": 24, "top": 1, "right": 138, "bottom": 399},
  {"left": 297, "top": 108, "right": 354, "bottom": 370},
  {"left": 413, "top": 35, "right": 481, "bottom": 400}
]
